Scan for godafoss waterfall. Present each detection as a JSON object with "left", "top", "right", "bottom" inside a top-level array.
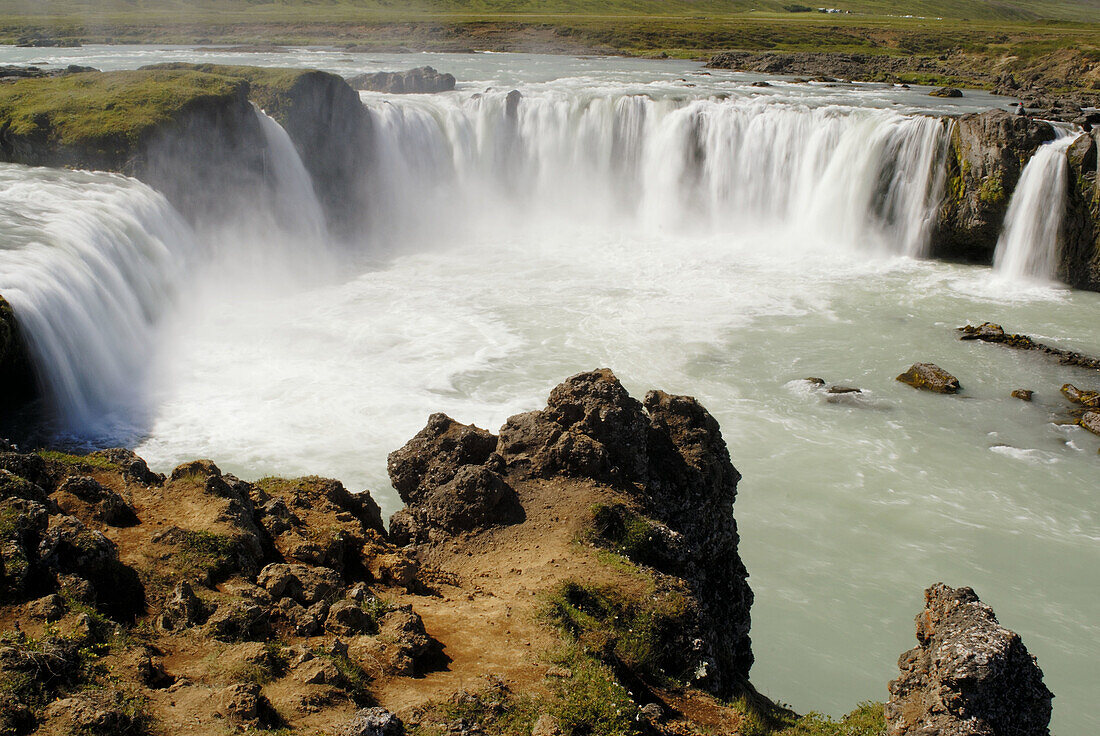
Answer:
[{"left": 0, "top": 48, "right": 1097, "bottom": 734}]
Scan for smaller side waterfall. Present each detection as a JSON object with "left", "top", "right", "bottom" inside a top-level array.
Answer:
[
  {"left": 254, "top": 107, "right": 328, "bottom": 243},
  {"left": 993, "top": 131, "right": 1077, "bottom": 282}
]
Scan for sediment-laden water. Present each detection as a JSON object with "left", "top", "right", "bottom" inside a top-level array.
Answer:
[{"left": 0, "top": 47, "right": 1096, "bottom": 734}]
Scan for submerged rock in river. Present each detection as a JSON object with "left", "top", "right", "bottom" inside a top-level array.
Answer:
[
  {"left": 886, "top": 583, "right": 1052, "bottom": 736},
  {"left": 896, "top": 363, "right": 961, "bottom": 394}
]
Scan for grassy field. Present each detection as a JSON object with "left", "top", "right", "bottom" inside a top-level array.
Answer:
[{"left": 1, "top": 0, "right": 1098, "bottom": 96}]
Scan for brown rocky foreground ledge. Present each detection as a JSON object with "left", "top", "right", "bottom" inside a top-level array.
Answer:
[{"left": 0, "top": 370, "right": 1053, "bottom": 736}]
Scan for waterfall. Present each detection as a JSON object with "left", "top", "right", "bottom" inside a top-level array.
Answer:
[
  {"left": 0, "top": 112, "right": 332, "bottom": 438},
  {"left": 254, "top": 106, "right": 328, "bottom": 244},
  {"left": 0, "top": 166, "right": 195, "bottom": 436},
  {"left": 993, "top": 131, "right": 1077, "bottom": 282},
  {"left": 359, "top": 91, "right": 949, "bottom": 257}
]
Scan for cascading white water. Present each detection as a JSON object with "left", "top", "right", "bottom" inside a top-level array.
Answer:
[
  {"left": 0, "top": 111, "right": 331, "bottom": 437},
  {"left": 361, "top": 91, "right": 948, "bottom": 258},
  {"left": 993, "top": 131, "right": 1078, "bottom": 282},
  {"left": 0, "top": 166, "right": 194, "bottom": 435},
  {"left": 253, "top": 106, "right": 328, "bottom": 244}
]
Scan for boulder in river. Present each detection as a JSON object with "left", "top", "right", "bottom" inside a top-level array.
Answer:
[
  {"left": 1081, "top": 411, "right": 1100, "bottom": 435},
  {"left": 1011, "top": 389, "right": 1034, "bottom": 401},
  {"left": 347, "top": 66, "right": 456, "bottom": 94},
  {"left": 1061, "top": 383, "right": 1100, "bottom": 408},
  {"left": 896, "top": 363, "right": 961, "bottom": 393},
  {"left": 929, "top": 86, "right": 963, "bottom": 98},
  {"left": 886, "top": 583, "right": 1052, "bottom": 736}
]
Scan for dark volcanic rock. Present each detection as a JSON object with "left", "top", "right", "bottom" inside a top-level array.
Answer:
[
  {"left": 388, "top": 414, "right": 521, "bottom": 545},
  {"left": 498, "top": 368, "right": 650, "bottom": 484},
  {"left": 53, "top": 476, "right": 137, "bottom": 526},
  {"left": 389, "top": 413, "right": 498, "bottom": 503},
  {"left": 501, "top": 370, "right": 753, "bottom": 695},
  {"left": 930, "top": 87, "right": 963, "bottom": 98},
  {"left": 932, "top": 110, "right": 1056, "bottom": 263},
  {"left": 348, "top": 66, "right": 456, "bottom": 94},
  {"left": 896, "top": 363, "right": 962, "bottom": 393},
  {"left": 958, "top": 322, "right": 1100, "bottom": 369},
  {"left": 0, "top": 295, "right": 37, "bottom": 411},
  {"left": 886, "top": 583, "right": 1052, "bottom": 736},
  {"left": 1062, "top": 130, "right": 1100, "bottom": 291}
]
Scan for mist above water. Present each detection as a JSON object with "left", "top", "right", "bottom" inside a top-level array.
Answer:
[{"left": 0, "top": 48, "right": 1095, "bottom": 734}]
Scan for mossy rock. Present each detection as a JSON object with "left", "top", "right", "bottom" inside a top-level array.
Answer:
[{"left": 0, "top": 69, "right": 245, "bottom": 167}]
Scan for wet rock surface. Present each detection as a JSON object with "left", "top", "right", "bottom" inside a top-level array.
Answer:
[
  {"left": 0, "top": 295, "right": 37, "bottom": 411},
  {"left": 886, "top": 583, "right": 1052, "bottom": 736},
  {"left": 958, "top": 322, "right": 1100, "bottom": 369},
  {"left": 896, "top": 363, "right": 962, "bottom": 393},
  {"left": 933, "top": 110, "right": 1055, "bottom": 263},
  {"left": 1063, "top": 130, "right": 1100, "bottom": 291}
]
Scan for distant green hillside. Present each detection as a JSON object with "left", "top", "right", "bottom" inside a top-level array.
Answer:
[{"left": 3, "top": 0, "right": 1100, "bottom": 23}]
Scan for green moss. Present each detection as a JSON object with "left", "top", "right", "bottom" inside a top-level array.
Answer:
[
  {"left": 139, "top": 64, "right": 330, "bottom": 127},
  {"left": 37, "top": 450, "right": 119, "bottom": 472},
  {"left": 411, "top": 681, "right": 541, "bottom": 736},
  {"left": 172, "top": 530, "right": 238, "bottom": 583},
  {"left": 544, "top": 580, "right": 691, "bottom": 682},
  {"left": 774, "top": 702, "right": 887, "bottom": 736},
  {"left": 316, "top": 650, "right": 372, "bottom": 705},
  {"left": 410, "top": 654, "right": 636, "bottom": 736},
  {"left": 545, "top": 646, "right": 639, "bottom": 736},
  {"left": 977, "top": 173, "right": 1006, "bottom": 206},
  {"left": 0, "top": 70, "right": 242, "bottom": 150},
  {"left": 589, "top": 503, "right": 664, "bottom": 568}
]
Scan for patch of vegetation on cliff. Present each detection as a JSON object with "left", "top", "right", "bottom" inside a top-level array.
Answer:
[
  {"left": 171, "top": 529, "right": 241, "bottom": 584},
  {"left": 545, "top": 580, "right": 692, "bottom": 682},
  {"left": 0, "top": 69, "right": 242, "bottom": 150},
  {"left": 977, "top": 173, "right": 1006, "bottom": 206},
  {"left": 138, "top": 63, "right": 322, "bottom": 122},
  {"left": 37, "top": 449, "right": 119, "bottom": 472},
  {"left": 409, "top": 658, "right": 636, "bottom": 736},
  {"left": 588, "top": 503, "right": 665, "bottom": 568}
]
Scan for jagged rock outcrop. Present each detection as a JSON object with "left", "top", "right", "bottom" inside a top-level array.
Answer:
[
  {"left": 539, "top": 372, "right": 751, "bottom": 692},
  {"left": 418, "top": 369, "right": 755, "bottom": 695},
  {"left": 932, "top": 110, "right": 1056, "bottom": 263},
  {"left": 886, "top": 583, "right": 1052, "bottom": 736},
  {"left": 388, "top": 413, "right": 523, "bottom": 545},
  {"left": 349, "top": 66, "right": 456, "bottom": 94},
  {"left": 0, "top": 295, "right": 37, "bottom": 411},
  {"left": 1062, "top": 130, "right": 1100, "bottom": 290}
]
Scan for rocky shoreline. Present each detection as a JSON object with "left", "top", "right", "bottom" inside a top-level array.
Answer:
[
  {"left": 705, "top": 50, "right": 1100, "bottom": 126},
  {"left": 0, "top": 370, "right": 1057, "bottom": 736}
]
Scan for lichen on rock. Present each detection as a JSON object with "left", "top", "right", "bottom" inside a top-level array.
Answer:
[{"left": 886, "top": 583, "right": 1052, "bottom": 736}]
